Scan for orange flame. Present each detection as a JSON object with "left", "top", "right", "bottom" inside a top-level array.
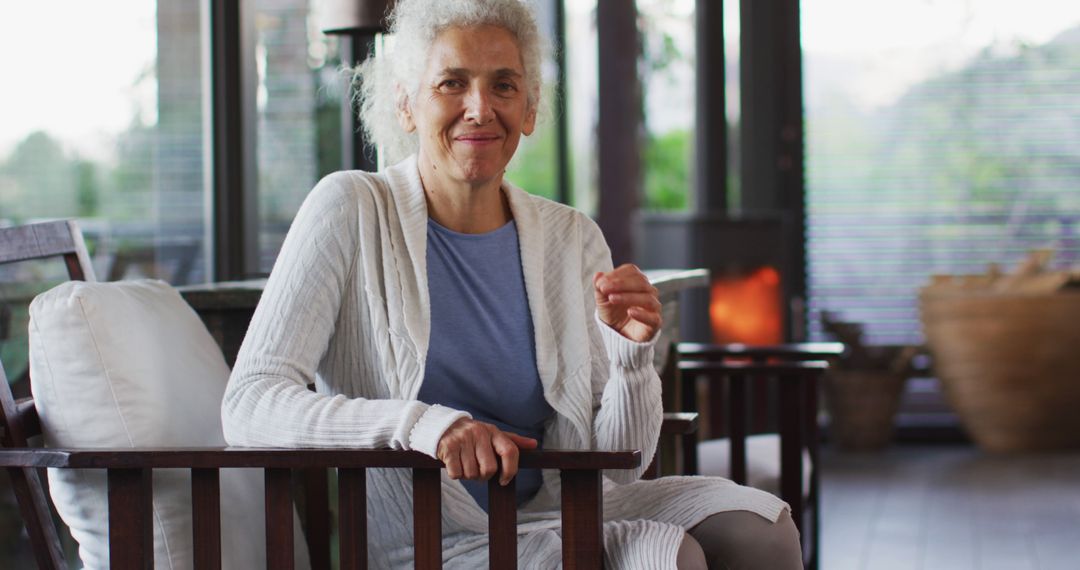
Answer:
[{"left": 709, "top": 266, "right": 783, "bottom": 345}]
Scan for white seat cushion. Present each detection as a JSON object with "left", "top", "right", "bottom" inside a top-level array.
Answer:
[
  {"left": 698, "top": 434, "right": 812, "bottom": 497},
  {"left": 29, "top": 279, "right": 310, "bottom": 570}
]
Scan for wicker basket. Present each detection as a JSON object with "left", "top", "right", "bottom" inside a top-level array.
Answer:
[
  {"left": 825, "top": 370, "right": 907, "bottom": 451},
  {"left": 920, "top": 290, "right": 1080, "bottom": 452}
]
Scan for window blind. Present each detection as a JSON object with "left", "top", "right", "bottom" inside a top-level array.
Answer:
[{"left": 805, "top": 22, "right": 1080, "bottom": 346}]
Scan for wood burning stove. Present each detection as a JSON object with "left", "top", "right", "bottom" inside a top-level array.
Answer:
[{"left": 637, "top": 212, "right": 798, "bottom": 343}]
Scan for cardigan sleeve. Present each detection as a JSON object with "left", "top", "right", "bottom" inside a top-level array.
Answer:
[
  {"left": 221, "top": 173, "right": 469, "bottom": 456},
  {"left": 578, "top": 216, "right": 663, "bottom": 483}
]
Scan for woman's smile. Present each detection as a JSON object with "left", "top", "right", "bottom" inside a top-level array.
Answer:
[{"left": 454, "top": 132, "right": 502, "bottom": 146}]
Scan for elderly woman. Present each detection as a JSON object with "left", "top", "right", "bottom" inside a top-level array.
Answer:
[{"left": 222, "top": 0, "right": 800, "bottom": 568}]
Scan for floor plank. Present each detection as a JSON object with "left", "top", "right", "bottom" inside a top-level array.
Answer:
[{"left": 821, "top": 445, "right": 1080, "bottom": 570}]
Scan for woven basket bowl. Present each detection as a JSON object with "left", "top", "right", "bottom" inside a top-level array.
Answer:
[
  {"left": 825, "top": 370, "right": 906, "bottom": 451},
  {"left": 920, "top": 290, "right": 1080, "bottom": 452}
]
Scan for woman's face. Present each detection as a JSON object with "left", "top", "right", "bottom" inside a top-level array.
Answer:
[{"left": 401, "top": 25, "right": 536, "bottom": 189}]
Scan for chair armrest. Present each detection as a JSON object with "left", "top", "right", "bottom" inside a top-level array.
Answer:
[
  {"left": 0, "top": 446, "right": 641, "bottom": 470},
  {"left": 661, "top": 412, "right": 699, "bottom": 435},
  {"left": 677, "top": 342, "right": 845, "bottom": 361},
  {"left": 679, "top": 360, "right": 830, "bottom": 378}
]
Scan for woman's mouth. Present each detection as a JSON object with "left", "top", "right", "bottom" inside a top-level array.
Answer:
[{"left": 455, "top": 133, "right": 500, "bottom": 145}]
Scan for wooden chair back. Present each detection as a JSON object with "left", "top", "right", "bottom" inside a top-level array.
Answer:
[
  {"left": 0, "top": 220, "right": 95, "bottom": 569},
  {"left": 677, "top": 342, "right": 843, "bottom": 570},
  {"left": 0, "top": 220, "right": 95, "bottom": 283}
]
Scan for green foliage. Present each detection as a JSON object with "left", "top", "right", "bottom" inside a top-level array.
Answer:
[
  {"left": 505, "top": 119, "right": 558, "bottom": 201},
  {"left": 644, "top": 129, "right": 690, "bottom": 211},
  {"left": 73, "top": 159, "right": 100, "bottom": 217},
  {"left": 1, "top": 131, "right": 76, "bottom": 221}
]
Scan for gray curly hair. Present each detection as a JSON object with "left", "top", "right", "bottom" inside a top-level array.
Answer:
[{"left": 353, "top": 0, "right": 545, "bottom": 166}]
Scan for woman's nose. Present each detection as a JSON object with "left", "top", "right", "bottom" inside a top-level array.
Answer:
[{"left": 463, "top": 87, "right": 494, "bottom": 125}]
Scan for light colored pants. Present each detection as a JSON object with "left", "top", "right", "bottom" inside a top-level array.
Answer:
[{"left": 679, "top": 509, "right": 803, "bottom": 569}]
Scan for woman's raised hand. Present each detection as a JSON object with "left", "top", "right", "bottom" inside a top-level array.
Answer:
[
  {"left": 436, "top": 418, "right": 538, "bottom": 485},
  {"left": 594, "top": 264, "right": 663, "bottom": 343}
]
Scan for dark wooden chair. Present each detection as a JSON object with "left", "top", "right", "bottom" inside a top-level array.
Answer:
[
  {"left": 0, "top": 220, "right": 666, "bottom": 569},
  {"left": 0, "top": 220, "right": 96, "bottom": 568},
  {"left": 676, "top": 342, "right": 844, "bottom": 570}
]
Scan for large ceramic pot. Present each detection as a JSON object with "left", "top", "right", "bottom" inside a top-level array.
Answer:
[{"left": 920, "top": 290, "right": 1080, "bottom": 452}]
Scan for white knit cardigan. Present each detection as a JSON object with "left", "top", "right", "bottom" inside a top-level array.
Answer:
[{"left": 222, "top": 156, "right": 786, "bottom": 569}]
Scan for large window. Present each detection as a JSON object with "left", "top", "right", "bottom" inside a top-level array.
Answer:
[
  {"left": 803, "top": 0, "right": 1080, "bottom": 345},
  {"left": 255, "top": 0, "right": 346, "bottom": 274},
  {"left": 0, "top": 1, "right": 208, "bottom": 563}
]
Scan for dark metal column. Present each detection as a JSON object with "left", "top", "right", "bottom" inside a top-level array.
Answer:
[
  {"left": 323, "top": 0, "right": 395, "bottom": 172},
  {"left": 597, "top": 0, "right": 642, "bottom": 266},
  {"left": 694, "top": 0, "right": 728, "bottom": 213},
  {"left": 739, "top": 0, "right": 806, "bottom": 335},
  {"left": 210, "top": 0, "right": 259, "bottom": 281}
]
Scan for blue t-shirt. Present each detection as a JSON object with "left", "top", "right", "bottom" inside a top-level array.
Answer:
[{"left": 418, "top": 218, "right": 555, "bottom": 512}]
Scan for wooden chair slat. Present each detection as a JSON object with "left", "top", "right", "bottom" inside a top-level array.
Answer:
[
  {"left": 0, "top": 221, "right": 94, "bottom": 280},
  {"left": 487, "top": 474, "right": 517, "bottom": 569},
  {"left": 728, "top": 374, "right": 748, "bottom": 485},
  {"left": 14, "top": 397, "right": 41, "bottom": 440},
  {"left": 680, "top": 373, "right": 700, "bottom": 476},
  {"left": 265, "top": 468, "right": 295, "bottom": 570},
  {"left": 0, "top": 221, "right": 77, "bottom": 264},
  {"left": 778, "top": 374, "right": 805, "bottom": 535},
  {"left": 7, "top": 465, "right": 67, "bottom": 569},
  {"left": 0, "top": 362, "right": 29, "bottom": 448},
  {"left": 302, "top": 468, "right": 331, "bottom": 570},
  {"left": 108, "top": 468, "right": 153, "bottom": 570},
  {"left": 412, "top": 468, "right": 442, "bottom": 570},
  {"left": 806, "top": 373, "right": 822, "bottom": 570},
  {"left": 191, "top": 468, "right": 222, "bottom": 570},
  {"left": 560, "top": 470, "right": 603, "bottom": 570},
  {"left": 338, "top": 468, "right": 368, "bottom": 570}
]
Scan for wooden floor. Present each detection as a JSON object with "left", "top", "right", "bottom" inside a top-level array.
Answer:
[{"left": 820, "top": 445, "right": 1080, "bottom": 570}]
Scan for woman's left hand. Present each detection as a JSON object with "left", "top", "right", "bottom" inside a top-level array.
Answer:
[{"left": 594, "top": 264, "right": 662, "bottom": 343}]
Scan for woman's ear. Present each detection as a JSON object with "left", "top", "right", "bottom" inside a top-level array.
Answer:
[
  {"left": 395, "top": 84, "right": 416, "bottom": 133},
  {"left": 522, "top": 105, "right": 537, "bottom": 137}
]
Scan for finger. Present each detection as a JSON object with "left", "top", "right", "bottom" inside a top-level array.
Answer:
[
  {"left": 492, "top": 432, "right": 521, "bottom": 485},
  {"left": 609, "top": 263, "right": 647, "bottom": 281},
  {"left": 475, "top": 432, "right": 499, "bottom": 480},
  {"left": 628, "top": 306, "right": 662, "bottom": 329},
  {"left": 460, "top": 441, "right": 481, "bottom": 479},
  {"left": 605, "top": 292, "right": 661, "bottom": 311},
  {"left": 594, "top": 272, "right": 609, "bottom": 306},
  {"left": 597, "top": 273, "right": 657, "bottom": 296},
  {"left": 505, "top": 432, "right": 539, "bottom": 449},
  {"left": 442, "top": 449, "right": 463, "bottom": 480}
]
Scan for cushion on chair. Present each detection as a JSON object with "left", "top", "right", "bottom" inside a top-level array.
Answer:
[
  {"left": 29, "top": 280, "right": 310, "bottom": 570},
  {"left": 698, "top": 434, "right": 812, "bottom": 497}
]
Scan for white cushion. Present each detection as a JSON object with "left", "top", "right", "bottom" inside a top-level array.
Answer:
[
  {"left": 29, "top": 280, "right": 310, "bottom": 570},
  {"left": 698, "top": 434, "right": 812, "bottom": 497}
]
